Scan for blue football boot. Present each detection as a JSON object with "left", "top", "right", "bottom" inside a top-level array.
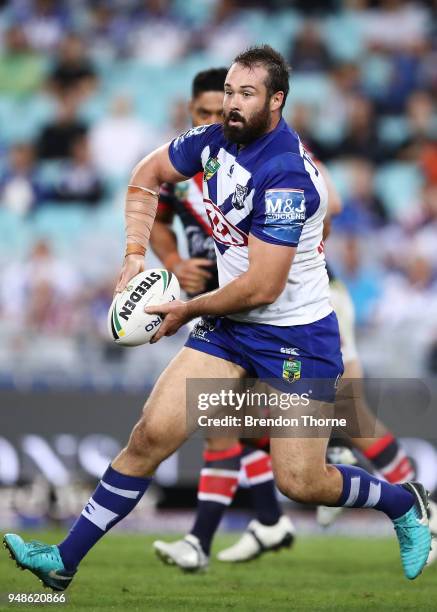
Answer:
[
  {"left": 393, "top": 482, "right": 432, "bottom": 580},
  {"left": 3, "top": 534, "right": 75, "bottom": 591}
]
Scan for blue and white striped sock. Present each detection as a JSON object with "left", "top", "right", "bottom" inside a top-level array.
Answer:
[
  {"left": 58, "top": 465, "right": 151, "bottom": 570},
  {"left": 335, "top": 465, "right": 414, "bottom": 520}
]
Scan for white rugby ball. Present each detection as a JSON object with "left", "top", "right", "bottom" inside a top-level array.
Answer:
[{"left": 108, "top": 268, "right": 180, "bottom": 346}]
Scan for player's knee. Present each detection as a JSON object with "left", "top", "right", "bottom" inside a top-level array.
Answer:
[
  {"left": 275, "top": 465, "right": 326, "bottom": 504},
  {"left": 274, "top": 473, "right": 303, "bottom": 503},
  {"left": 126, "top": 415, "right": 163, "bottom": 461}
]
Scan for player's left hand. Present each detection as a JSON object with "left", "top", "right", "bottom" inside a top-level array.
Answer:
[{"left": 145, "top": 300, "right": 191, "bottom": 343}]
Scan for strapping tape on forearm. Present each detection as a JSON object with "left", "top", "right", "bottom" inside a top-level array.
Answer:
[
  {"left": 125, "top": 184, "right": 159, "bottom": 257},
  {"left": 127, "top": 184, "right": 159, "bottom": 198}
]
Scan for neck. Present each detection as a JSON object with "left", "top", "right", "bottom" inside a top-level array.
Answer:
[
  {"left": 267, "top": 113, "right": 282, "bottom": 133},
  {"left": 257, "top": 112, "right": 282, "bottom": 141}
]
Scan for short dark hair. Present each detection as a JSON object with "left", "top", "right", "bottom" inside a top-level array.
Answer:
[
  {"left": 233, "top": 45, "right": 290, "bottom": 109},
  {"left": 192, "top": 68, "right": 228, "bottom": 99}
]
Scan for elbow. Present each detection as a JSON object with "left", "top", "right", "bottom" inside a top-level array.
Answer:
[
  {"left": 130, "top": 144, "right": 171, "bottom": 190},
  {"left": 129, "top": 153, "right": 159, "bottom": 190},
  {"left": 130, "top": 156, "right": 147, "bottom": 184}
]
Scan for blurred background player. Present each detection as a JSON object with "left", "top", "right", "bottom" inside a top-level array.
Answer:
[
  {"left": 150, "top": 68, "right": 223, "bottom": 297},
  {"left": 149, "top": 68, "right": 435, "bottom": 571}
]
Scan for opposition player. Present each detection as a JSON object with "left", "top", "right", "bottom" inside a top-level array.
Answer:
[
  {"left": 4, "top": 45, "right": 431, "bottom": 590},
  {"left": 150, "top": 68, "right": 224, "bottom": 298}
]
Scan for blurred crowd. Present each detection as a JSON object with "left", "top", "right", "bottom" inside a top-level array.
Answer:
[{"left": 1, "top": 0, "right": 437, "bottom": 383}]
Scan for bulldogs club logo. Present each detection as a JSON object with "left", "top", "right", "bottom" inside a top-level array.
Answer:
[{"left": 232, "top": 184, "right": 248, "bottom": 210}]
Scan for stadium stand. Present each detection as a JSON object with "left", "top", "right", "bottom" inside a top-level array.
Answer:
[{"left": 1, "top": 0, "right": 437, "bottom": 386}]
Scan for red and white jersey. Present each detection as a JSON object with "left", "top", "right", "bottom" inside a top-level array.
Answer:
[{"left": 159, "top": 173, "right": 218, "bottom": 293}]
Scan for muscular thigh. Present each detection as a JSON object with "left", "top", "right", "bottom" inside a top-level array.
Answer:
[{"left": 142, "top": 347, "right": 246, "bottom": 458}]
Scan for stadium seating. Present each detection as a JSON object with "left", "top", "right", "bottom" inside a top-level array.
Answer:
[
  {"left": 0, "top": 0, "right": 434, "bottom": 386},
  {"left": 375, "top": 162, "right": 423, "bottom": 220}
]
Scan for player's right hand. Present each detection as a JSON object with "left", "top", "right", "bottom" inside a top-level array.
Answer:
[
  {"left": 115, "top": 254, "right": 145, "bottom": 293},
  {"left": 172, "top": 258, "right": 213, "bottom": 295}
]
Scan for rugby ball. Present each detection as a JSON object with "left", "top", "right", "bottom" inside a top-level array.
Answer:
[{"left": 108, "top": 269, "right": 180, "bottom": 346}]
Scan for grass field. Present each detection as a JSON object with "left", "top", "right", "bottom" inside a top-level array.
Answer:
[{"left": 1, "top": 530, "right": 437, "bottom": 611}]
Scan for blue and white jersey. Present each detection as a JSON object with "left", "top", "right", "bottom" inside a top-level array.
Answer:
[{"left": 168, "top": 118, "right": 332, "bottom": 326}]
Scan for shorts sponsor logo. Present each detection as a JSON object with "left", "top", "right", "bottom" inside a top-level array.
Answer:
[
  {"left": 204, "top": 198, "right": 248, "bottom": 247},
  {"left": 265, "top": 189, "right": 306, "bottom": 221},
  {"left": 191, "top": 318, "right": 216, "bottom": 342},
  {"left": 204, "top": 157, "right": 221, "bottom": 181},
  {"left": 232, "top": 184, "right": 248, "bottom": 210},
  {"left": 280, "top": 347, "right": 300, "bottom": 356},
  {"left": 282, "top": 359, "right": 301, "bottom": 383}
]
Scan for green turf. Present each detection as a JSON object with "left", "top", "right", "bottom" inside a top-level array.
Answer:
[{"left": 1, "top": 531, "right": 436, "bottom": 611}]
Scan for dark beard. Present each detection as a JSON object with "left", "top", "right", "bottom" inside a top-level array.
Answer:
[{"left": 223, "top": 100, "right": 271, "bottom": 145}]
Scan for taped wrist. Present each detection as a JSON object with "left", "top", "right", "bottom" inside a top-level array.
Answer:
[{"left": 125, "top": 185, "right": 158, "bottom": 257}]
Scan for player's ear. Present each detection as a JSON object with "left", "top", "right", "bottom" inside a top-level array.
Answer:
[{"left": 270, "top": 91, "right": 284, "bottom": 112}]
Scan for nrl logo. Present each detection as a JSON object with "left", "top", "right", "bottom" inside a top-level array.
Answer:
[
  {"left": 204, "top": 157, "right": 220, "bottom": 181},
  {"left": 232, "top": 184, "right": 248, "bottom": 210},
  {"left": 282, "top": 359, "right": 302, "bottom": 383}
]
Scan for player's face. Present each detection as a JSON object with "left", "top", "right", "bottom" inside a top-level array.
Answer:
[
  {"left": 223, "top": 63, "right": 276, "bottom": 145},
  {"left": 190, "top": 91, "right": 224, "bottom": 127}
]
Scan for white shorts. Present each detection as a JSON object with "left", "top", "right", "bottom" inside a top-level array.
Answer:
[{"left": 329, "top": 279, "right": 358, "bottom": 364}]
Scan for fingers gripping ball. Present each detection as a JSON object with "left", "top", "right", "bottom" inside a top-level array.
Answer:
[{"left": 108, "top": 269, "right": 180, "bottom": 346}]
